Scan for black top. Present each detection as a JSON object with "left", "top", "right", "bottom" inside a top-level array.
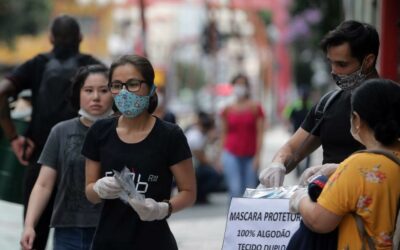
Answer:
[
  {"left": 301, "top": 90, "right": 364, "bottom": 164},
  {"left": 81, "top": 116, "right": 192, "bottom": 250},
  {"left": 162, "top": 111, "right": 176, "bottom": 124},
  {"left": 6, "top": 51, "right": 101, "bottom": 161}
]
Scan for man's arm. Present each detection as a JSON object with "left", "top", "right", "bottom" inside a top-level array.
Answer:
[
  {"left": 0, "top": 78, "right": 17, "bottom": 140},
  {"left": 0, "top": 78, "right": 34, "bottom": 165},
  {"left": 272, "top": 127, "right": 321, "bottom": 173},
  {"left": 259, "top": 127, "right": 321, "bottom": 187}
]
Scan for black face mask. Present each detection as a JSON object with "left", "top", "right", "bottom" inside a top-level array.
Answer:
[
  {"left": 331, "top": 67, "right": 366, "bottom": 90},
  {"left": 331, "top": 58, "right": 370, "bottom": 90}
]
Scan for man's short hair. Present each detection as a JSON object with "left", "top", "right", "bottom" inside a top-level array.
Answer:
[
  {"left": 50, "top": 14, "right": 81, "bottom": 48},
  {"left": 320, "top": 20, "right": 380, "bottom": 65}
]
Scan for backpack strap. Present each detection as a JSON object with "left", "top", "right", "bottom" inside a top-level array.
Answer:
[
  {"left": 352, "top": 149, "right": 400, "bottom": 250},
  {"left": 314, "top": 89, "right": 342, "bottom": 127},
  {"left": 353, "top": 213, "right": 376, "bottom": 250}
]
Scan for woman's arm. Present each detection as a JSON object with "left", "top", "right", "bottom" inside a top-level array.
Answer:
[
  {"left": 21, "top": 166, "right": 56, "bottom": 249},
  {"left": 85, "top": 158, "right": 102, "bottom": 204},
  {"left": 170, "top": 158, "right": 197, "bottom": 213},
  {"left": 254, "top": 107, "right": 265, "bottom": 169},
  {"left": 299, "top": 197, "right": 342, "bottom": 233},
  {"left": 24, "top": 166, "right": 57, "bottom": 229}
]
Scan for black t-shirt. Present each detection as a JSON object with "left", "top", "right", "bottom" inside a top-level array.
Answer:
[
  {"left": 301, "top": 90, "right": 364, "bottom": 164},
  {"left": 81, "top": 116, "right": 192, "bottom": 250},
  {"left": 6, "top": 51, "right": 101, "bottom": 160}
]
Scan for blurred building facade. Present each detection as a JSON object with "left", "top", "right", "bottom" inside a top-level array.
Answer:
[{"left": 343, "top": 0, "right": 399, "bottom": 82}]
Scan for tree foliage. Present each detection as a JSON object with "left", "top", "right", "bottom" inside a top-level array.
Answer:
[
  {"left": 289, "top": 0, "right": 343, "bottom": 88},
  {"left": 0, "top": 0, "right": 51, "bottom": 46}
]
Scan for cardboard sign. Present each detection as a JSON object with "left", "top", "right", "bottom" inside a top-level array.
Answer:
[{"left": 223, "top": 198, "right": 301, "bottom": 250}]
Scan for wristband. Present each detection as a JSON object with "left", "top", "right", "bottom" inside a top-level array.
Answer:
[
  {"left": 8, "top": 134, "right": 18, "bottom": 143},
  {"left": 163, "top": 200, "right": 172, "bottom": 219}
]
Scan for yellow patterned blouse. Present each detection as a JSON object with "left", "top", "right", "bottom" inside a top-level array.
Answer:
[{"left": 318, "top": 151, "right": 400, "bottom": 250}]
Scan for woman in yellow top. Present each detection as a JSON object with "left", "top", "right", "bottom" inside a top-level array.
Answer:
[{"left": 290, "top": 78, "right": 400, "bottom": 249}]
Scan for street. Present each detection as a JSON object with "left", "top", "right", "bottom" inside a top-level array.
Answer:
[{"left": 0, "top": 126, "right": 321, "bottom": 250}]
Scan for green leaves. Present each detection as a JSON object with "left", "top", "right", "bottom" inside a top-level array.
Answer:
[{"left": 0, "top": 0, "right": 51, "bottom": 46}]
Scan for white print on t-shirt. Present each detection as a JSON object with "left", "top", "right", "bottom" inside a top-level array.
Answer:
[{"left": 105, "top": 170, "right": 159, "bottom": 194}]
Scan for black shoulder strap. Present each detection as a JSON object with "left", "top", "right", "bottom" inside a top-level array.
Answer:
[
  {"left": 304, "top": 89, "right": 342, "bottom": 136},
  {"left": 353, "top": 213, "right": 376, "bottom": 250},
  {"left": 285, "top": 89, "right": 342, "bottom": 169},
  {"left": 314, "top": 89, "right": 342, "bottom": 124}
]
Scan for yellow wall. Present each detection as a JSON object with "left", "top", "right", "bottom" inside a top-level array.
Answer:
[{"left": 0, "top": 1, "right": 112, "bottom": 65}]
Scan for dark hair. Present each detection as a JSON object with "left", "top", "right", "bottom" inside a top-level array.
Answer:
[
  {"left": 231, "top": 74, "right": 250, "bottom": 87},
  {"left": 231, "top": 73, "right": 250, "bottom": 98},
  {"left": 50, "top": 14, "right": 81, "bottom": 50},
  {"left": 351, "top": 79, "right": 400, "bottom": 145},
  {"left": 71, "top": 64, "right": 109, "bottom": 111},
  {"left": 198, "top": 111, "right": 215, "bottom": 131},
  {"left": 109, "top": 55, "right": 158, "bottom": 113},
  {"left": 320, "top": 20, "right": 379, "bottom": 66}
]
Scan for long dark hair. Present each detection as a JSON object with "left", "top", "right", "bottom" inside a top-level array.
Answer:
[{"left": 109, "top": 55, "right": 158, "bottom": 113}]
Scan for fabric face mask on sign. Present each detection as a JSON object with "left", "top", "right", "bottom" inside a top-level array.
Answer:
[{"left": 114, "top": 85, "right": 156, "bottom": 118}]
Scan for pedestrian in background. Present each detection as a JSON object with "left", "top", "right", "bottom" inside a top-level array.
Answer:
[
  {"left": 0, "top": 14, "right": 102, "bottom": 250},
  {"left": 82, "top": 54, "right": 196, "bottom": 250},
  {"left": 282, "top": 87, "right": 313, "bottom": 176},
  {"left": 220, "top": 74, "right": 265, "bottom": 198},
  {"left": 186, "top": 111, "right": 224, "bottom": 204},
  {"left": 153, "top": 85, "right": 176, "bottom": 124},
  {"left": 289, "top": 79, "right": 400, "bottom": 249},
  {"left": 20, "top": 65, "right": 113, "bottom": 250}
]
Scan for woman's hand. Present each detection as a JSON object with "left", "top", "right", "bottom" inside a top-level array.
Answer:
[
  {"left": 128, "top": 198, "right": 169, "bottom": 221},
  {"left": 93, "top": 176, "right": 123, "bottom": 199},
  {"left": 20, "top": 226, "right": 35, "bottom": 250}
]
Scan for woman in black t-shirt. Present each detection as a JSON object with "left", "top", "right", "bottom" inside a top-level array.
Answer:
[{"left": 82, "top": 55, "right": 196, "bottom": 250}]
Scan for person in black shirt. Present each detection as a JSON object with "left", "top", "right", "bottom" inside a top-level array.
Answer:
[
  {"left": 259, "top": 19, "right": 381, "bottom": 250},
  {"left": 153, "top": 85, "right": 177, "bottom": 124},
  {"left": 259, "top": 20, "right": 380, "bottom": 187},
  {"left": 82, "top": 55, "right": 196, "bottom": 250},
  {"left": 0, "top": 14, "right": 102, "bottom": 250},
  {"left": 283, "top": 88, "right": 313, "bottom": 176}
]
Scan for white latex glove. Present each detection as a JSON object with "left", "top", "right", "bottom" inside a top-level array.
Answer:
[
  {"left": 128, "top": 198, "right": 169, "bottom": 221},
  {"left": 299, "top": 163, "right": 338, "bottom": 186},
  {"left": 93, "top": 177, "right": 123, "bottom": 199},
  {"left": 258, "top": 162, "right": 286, "bottom": 187},
  {"left": 289, "top": 188, "right": 308, "bottom": 213}
]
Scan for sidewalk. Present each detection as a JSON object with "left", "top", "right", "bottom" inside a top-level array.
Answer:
[{"left": 0, "top": 126, "right": 321, "bottom": 250}]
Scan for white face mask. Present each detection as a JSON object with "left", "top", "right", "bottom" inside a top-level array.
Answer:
[
  {"left": 157, "top": 93, "right": 164, "bottom": 105},
  {"left": 233, "top": 85, "right": 247, "bottom": 98},
  {"left": 78, "top": 108, "right": 114, "bottom": 122},
  {"left": 350, "top": 113, "right": 362, "bottom": 143}
]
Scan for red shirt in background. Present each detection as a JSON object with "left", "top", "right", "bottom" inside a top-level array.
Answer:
[{"left": 221, "top": 104, "right": 265, "bottom": 156}]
